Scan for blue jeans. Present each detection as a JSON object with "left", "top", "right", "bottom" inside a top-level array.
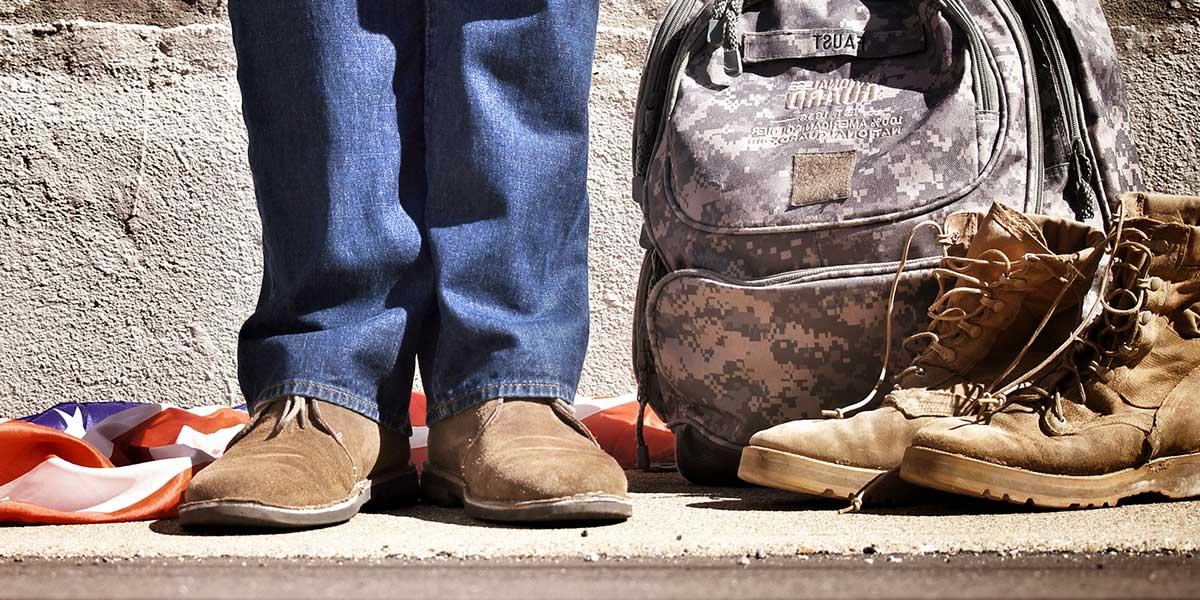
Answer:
[{"left": 228, "top": 0, "right": 599, "bottom": 431}]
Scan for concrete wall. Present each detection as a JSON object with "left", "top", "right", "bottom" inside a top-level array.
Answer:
[{"left": 0, "top": 0, "right": 1196, "bottom": 418}]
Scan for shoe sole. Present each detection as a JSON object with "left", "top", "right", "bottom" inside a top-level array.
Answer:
[
  {"left": 420, "top": 464, "right": 633, "bottom": 522},
  {"left": 900, "top": 447, "right": 1200, "bottom": 509},
  {"left": 178, "top": 467, "right": 419, "bottom": 529},
  {"left": 737, "top": 446, "right": 885, "bottom": 499}
]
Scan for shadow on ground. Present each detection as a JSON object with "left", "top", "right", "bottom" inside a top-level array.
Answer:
[
  {"left": 149, "top": 499, "right": 626, "bottom": 537},
  {"left": 650, "top": 470, "right": 1047, "bottom": 516},
  {"left": 146, "top": 469, "right": 1152, "bottom": 538}
]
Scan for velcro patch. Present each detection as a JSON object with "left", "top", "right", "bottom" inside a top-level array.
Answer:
[{"left": 790, "top": 151, "right": 855, "bottom": 208}]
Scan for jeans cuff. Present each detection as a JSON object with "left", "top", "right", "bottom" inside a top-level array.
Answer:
[
  {"left": 253, "top": 379, "right": 412, "bottom": 435},
  {"left": 425, "top": 381, "right": 576, "bottom": 424}
]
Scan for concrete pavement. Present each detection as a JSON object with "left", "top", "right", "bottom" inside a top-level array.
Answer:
[
  {"left": 4, "top": 554, "right": 1199, "bottom": 599},
  {"left": 1, "top": 472, "right": 1197, "bottom": 561}
]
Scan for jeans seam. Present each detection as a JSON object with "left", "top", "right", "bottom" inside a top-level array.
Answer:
[
  {"left": 255, "top": 379, "right": 371, "bottom": 405},
  {"left": 431, "top": 381, "right": 571, "bottom": 403},
  {"left": 426, "top": 381, "right": 575, "bottom": 423}
]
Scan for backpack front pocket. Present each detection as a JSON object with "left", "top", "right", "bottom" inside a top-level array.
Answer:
[
  {"left": 644, "top": 261, "right": 939, "bottom": 446},
  {"left": 665, "top": 0, "right": 1006, "bottom": 233}
]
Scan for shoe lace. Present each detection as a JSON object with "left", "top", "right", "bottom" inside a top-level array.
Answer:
[
  {"left": 823, "top": 218, "right": 1094, "bottom": 420},
  {"left": 227, "top": 395, "right": 349, "bottom": 451},
  {"left": 971, "top": 211, "right": 1151, "bottom": 428},
  {"left": 230, "top": 395, "right": 362, "bottom": 476}
]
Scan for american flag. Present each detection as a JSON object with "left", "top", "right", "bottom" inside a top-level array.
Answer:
[{"left": 0, "top": 394, "right": 675, "bottom": 525}]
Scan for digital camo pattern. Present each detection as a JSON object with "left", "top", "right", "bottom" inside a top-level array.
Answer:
[
  {"left": 669, "top": 0, "right": 987, "bottom": 230},
  {"left": 749, "top": 0, "right": 918, "bottom": 32},
  {"left": 632, "top": 0, "right": 1141, "bottom": 452},
  {"left": 643, "top": 0, "right": 1033, "bottom": 278},
  {"left": 646, "top": 164, "right": 1015, "bottom": 279},
  {"left": 1016, "top": 0, "right": 1141, "bottom": 223},
  {"left": 1051, "top": 0, "right": 1142, "bottom": 202},
  {"left": 646, "top": 266, "right": 937, "bottom": 445}
]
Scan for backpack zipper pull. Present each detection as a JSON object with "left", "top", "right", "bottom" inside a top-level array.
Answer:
[
  {"left": 635, "top": 390, "right": 651, "bottom": 471},
  {"left": 1070, "top": 139, "right": 1098, "bottom": 221},
  {"left": 719, "top": 0, "right": 743, "bottom": 76},
  {"left": 723, "top": 46, "right": 743, "bottom": 77}
]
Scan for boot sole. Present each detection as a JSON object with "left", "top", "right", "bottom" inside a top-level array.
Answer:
[
  {"left": 900, "top": 447, "right": 1200, "bottom": 509},
  {"left": 420, "top": 464, "right": 633, "bottom": 522},
  {"left": 738, "top": 446, "right": 886, "bottom": 499},
  {"left": 178, "top": 466, "right": 419, "bottom": 529}
]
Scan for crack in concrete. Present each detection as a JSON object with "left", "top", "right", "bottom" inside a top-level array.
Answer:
[{"left": 122, "top": 89, "right": 151, "bottom": 241}]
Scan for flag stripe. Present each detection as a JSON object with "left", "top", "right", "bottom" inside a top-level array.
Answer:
[
  {"left": 2, "top": 393, "right": 674, "bottom": 524},
  {"left": 0, "top": 456, "right": 193, "bottom": 513}
]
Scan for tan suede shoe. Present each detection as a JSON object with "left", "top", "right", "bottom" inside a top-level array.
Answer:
[
  {"left": 422, "top": 398, "right": 632, "bottom": 522},
  {"left": 179, "top": 396, "right": 418, "bottom": 529}
]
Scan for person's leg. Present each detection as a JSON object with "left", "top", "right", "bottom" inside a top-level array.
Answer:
[
  {"left": 419, "top": 0, "right": 631, "bottom": 522},
  {"left": 420, "top": 0, "right": 595, "bottom": 419},
  {"left": 233, "top": 0, "right": 429, "bottom": 430},
  {"left": 181, "top": 0, "right": 429, "bottom": 529}
]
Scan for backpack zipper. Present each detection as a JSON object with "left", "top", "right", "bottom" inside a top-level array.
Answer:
[
  {"left": 633, "top": 0, "right": 703, "bottom": 180},
  {"left": 670, "top": 255, "right": 945, "bottom": 289},
  {"left": 1021, "top": 0, "right": 1107, "bottom": 223},
  {"left": 939, "top": 0, "right": 999, "bottom": 112},
  {"left": 989, "top": 0, "right": 1045, "bottom": 215},
  {"left": 639, "top": 4, "right": 713, "bottom": 211}
]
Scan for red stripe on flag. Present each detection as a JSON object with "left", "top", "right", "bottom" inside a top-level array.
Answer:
[
  {"left": 0, "top": 421, "right": 114, "bottom": 483},
  {"left": 408, "top": 392, "right": 427, "bottom": 427},
  {"left": 0, "top": 469, "right": 192, "bottom": 524},
  {"left": 112, "top": 408, "right": 248, "bottom": 465}
]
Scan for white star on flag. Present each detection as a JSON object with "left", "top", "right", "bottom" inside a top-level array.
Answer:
[{"left": 53, "top": 407, "right": 86, "bottom": 439}]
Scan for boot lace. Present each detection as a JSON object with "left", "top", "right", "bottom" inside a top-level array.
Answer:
[
  {"left": 824, "top": 218, "right": 1094, "bottom": 419},
  {"left": 973, "top": 214, "right": 1152, "bottom": 429}
]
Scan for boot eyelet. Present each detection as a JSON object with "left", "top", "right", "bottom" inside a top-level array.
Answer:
[
  {"left": 1150, "top": 239, "right": 1171, "bottom": 254},
  {"left": 1147, "top": 277, "right": 1163, "bottom": 292},
  {"left": 1139, "top": 311, "right": 1154, "bottom": 326},
  {"left": 991, "top": 300, "right": 1006, "bottom": 312}
]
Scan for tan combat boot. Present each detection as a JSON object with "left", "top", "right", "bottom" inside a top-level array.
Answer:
[
  {"left": 902, "top": 193, "right": 1200, "bottom": 509},
  {"left": 180, "top": 396, "right": 417, "bottom": 528},
  {"left": 738, "top": 202, "right": 1104, "bottom": 499},
  {"left": 422, "top": 398, "right": 632, "bottom": 522}
]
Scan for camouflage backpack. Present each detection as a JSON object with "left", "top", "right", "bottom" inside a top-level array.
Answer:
[{"left": 630, "top": 0, "right": 1141, "bottom": 483}]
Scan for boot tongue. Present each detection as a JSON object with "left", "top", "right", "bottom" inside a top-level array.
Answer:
[
  {"left": 911, "top": 203, "right": 1049, "bottom": 381},
  {"left": 965, "top": 202, "right": 1050, "bottom": 261}
]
